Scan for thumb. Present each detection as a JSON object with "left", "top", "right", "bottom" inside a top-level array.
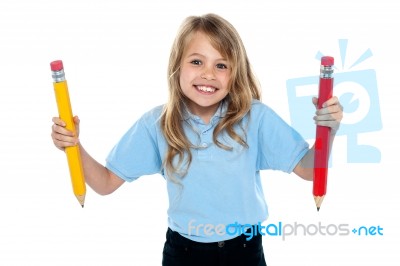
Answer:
[
  {"left": 73, "top": 115, "right": 80, "bottom": 137},
  {"left": 312, "top": 97, "right": 318, "bottom": 109}
]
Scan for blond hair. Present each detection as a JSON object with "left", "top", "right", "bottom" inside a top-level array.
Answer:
[{"left": 160, "top": 13, "right": 261, "bottom": 180}]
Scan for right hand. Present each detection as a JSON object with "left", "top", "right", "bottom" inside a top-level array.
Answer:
[{"left": 51, "top": 116, "right": 80, "bottom": 151}]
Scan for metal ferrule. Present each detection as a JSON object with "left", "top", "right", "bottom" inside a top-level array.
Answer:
[
  {"left": 51, "top": 69, "right": 65, "bottom": 82},
  {"left": 320, "top": 65, "right": 334, "bottom": 79}
]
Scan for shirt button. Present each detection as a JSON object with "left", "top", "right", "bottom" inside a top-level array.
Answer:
[
  {"left": 201, "top": 143, "right": 208, "bottom": 148},
  {"left": 218, "top": 241, "right": 225, "bottom": 248}
]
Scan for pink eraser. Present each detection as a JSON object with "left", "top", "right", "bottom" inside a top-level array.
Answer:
[
  {"left": 321, "top": 56, "right": 334, "bottom": 66},
  {"left": 50, "top": 60, "right": 64, "bottom": 71}
]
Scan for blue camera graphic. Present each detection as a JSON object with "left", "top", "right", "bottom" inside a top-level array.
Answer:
[{"left": 286, "top": 40, "right": 382, "bottom": 163}]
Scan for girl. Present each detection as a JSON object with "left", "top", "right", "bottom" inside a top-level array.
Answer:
[{"left": 51, "top": 13, "right": 343, "bottom": 266}]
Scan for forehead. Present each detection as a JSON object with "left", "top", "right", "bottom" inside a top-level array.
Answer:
[{"left": 183, "top": 31, "right": 227, "bottom": 59}]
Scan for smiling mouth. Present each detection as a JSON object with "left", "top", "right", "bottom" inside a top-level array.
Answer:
[{"left": 195, "top": 85, "right": 217, "bottom": 93}]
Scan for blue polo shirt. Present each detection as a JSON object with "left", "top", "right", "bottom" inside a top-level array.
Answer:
[{"left": 106, "top": 100, "right": 309, "bottom": 242}]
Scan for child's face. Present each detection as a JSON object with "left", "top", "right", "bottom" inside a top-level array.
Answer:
[{"left": 179, "top": 31, "right": 230, "bottom": 119}]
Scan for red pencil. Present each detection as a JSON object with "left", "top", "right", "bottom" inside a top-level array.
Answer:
[{"left": 313, "top": 56, "right": 334, "bottom": 211}]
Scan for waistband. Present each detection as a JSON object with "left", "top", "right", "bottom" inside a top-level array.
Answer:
[{"left": 166, "top": 227, "right": 262, "bottom": 250}]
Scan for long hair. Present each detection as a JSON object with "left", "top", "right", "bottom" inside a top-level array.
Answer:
[{"left": 160, "top": 13, "right": 261, "bottom": 180}]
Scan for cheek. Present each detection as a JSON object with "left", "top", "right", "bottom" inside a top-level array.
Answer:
[
  {"left": 179, "top": 67, "right": 191, "bottom": 86},
  {"left": 179, "top": 74, "right": 183, "bottom": 88},
  {"left": 220, "top": 74, "right": 231, "bottom": 90},
  {"left": 179, "top": 74, "right": 193, "bottom": 96},
  {"left": 178, "top": 68, "right": 186, "bottom": 85}
]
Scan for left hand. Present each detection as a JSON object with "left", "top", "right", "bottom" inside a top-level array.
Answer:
[{"left": 312, "top": 96, "right": 343, "bottom": 133}]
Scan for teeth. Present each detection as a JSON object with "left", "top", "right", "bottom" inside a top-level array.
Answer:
[{"left": 197, "top": 86, "right": 216, "bottom": 93}]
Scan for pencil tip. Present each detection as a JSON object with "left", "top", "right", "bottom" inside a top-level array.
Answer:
[
  {"left": 76, "top": 194, "right": 86, "bottom": 208},
  {"left": 81, "top": 205, "right": 84, "bottom": 208},
  {"left": 314, "top": 195, "right": 325, "bottom": 212}
]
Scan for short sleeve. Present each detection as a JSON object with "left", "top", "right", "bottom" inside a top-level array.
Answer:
[
  {"left": 256, "top": 105, "right": 309, "bottom": 173},
  {"left": 105, "top": 109, "right": 163, "bottom": 182}
]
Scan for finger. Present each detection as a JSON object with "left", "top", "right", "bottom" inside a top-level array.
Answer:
[
  {"left": 73, "top": 115, "right": 80, "bottom": 125},
  {"left": 52, "top": 140, "right": 65, "bottom": 151},
  {"left": 51, "top": 129, "right": 78, "bottom": 144},
  {"left": 312, "top": 97, "right": 318, "bottom": 108},
  {"left": 315, "top": 120, "right": 340, "bottom": 130},
  {"left": 316, "top": 103, "right": 342, "bottom": 116},
  {"left": 321, "top": 96, "right": 339, "bottom": 108},
  {"left": 52, "top": 137, "right": 67, "bottom": 150},
  {"left": 73, "top": 116, "right": 80, "bottom": 134},
  {"left": 52, "top": 117, "right": 66, "bottom": 127},
  {"left": 52, "top": 123, "right": 75, "bottom": 137},
  {"left": 51, "top": 131, "right": 79, "bottom": 146},
  {"left": 314, "top": 114, "right": 334, "bottom": 122},
  {"left": 52, "top": 138, "right": 78, "bottom": 150},
  {"left": 315, "top": 112, "right": 343, "bottom": 124}
]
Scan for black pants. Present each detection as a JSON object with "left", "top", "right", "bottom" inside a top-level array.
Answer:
[{"left": 162, "top": 228, "right": 267, "bottom": 266}]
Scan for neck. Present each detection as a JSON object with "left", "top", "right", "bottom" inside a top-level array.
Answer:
[{"left": 185, "top": 102, "right": 220, "bottom": 124}]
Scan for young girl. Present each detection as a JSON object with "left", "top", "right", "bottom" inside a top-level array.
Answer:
[{"left": 51, "top": 13, "right": 343, "bottom": 266}]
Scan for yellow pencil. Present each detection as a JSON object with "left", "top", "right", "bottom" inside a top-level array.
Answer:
[{"left": 50, "top": 60, "right": 86, "bottom": 207}]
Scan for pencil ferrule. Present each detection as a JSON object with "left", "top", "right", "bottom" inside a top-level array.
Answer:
[
  {"left": 320, "top": 65, "right": 334, "bottom": 79},
  {"left": 52, "top": 69, "right": 66, "bottom": 82}
]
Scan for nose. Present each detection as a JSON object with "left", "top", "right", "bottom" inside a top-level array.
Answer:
[{"left": 201, "top": 65, "right": 216, "bottom": 80}]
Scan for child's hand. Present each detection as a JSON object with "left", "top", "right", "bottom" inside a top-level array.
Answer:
[
  {"left": 51, "top": 116, "right": 80, "bottom": 151},
  {"left": 312, "top": 96, "right": 343, "bottom": 133}
]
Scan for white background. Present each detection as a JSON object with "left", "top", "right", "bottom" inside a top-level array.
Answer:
[{"left": 1, "top": 0, "right": 399, "bottom": 265}]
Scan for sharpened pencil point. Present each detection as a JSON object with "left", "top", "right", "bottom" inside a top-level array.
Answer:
[
  {"left": 75, "top": 194, "right": 86, "bottom": 208},
  {"left": 314, "top": 195, "right": 325, "bottom": 211},
  {"left": 81, "top": 205, "right": 84, "bottom": 208}
]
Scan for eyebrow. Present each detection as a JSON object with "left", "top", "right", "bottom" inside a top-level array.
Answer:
[{"left": 187, "top": 53, "right": 227, "bottom": 61}]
